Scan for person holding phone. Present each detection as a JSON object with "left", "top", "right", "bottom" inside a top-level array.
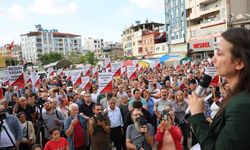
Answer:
[
  {"left": 155, "top": 109, "right": 183, "bottom": 150},
  {"left": 64, "top": 103, "right": 89, "bottom": 150}
]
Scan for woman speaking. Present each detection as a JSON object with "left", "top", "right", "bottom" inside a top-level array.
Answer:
[{"left": 188, "top": 27, "right": 250, "bottom": 150}]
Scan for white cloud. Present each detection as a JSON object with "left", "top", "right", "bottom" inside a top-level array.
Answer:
[
  {"left": 29, "top": 0, "right": 79, "bottom": 15},
  {"left": 0, "top": 4, "right": 26, "bottom": 20},
  {"left": 118, "top": 6, "right": 134, "bottom": 17},
  {"left": 128, "top": 0, "right": 164, "bottom": 12}
]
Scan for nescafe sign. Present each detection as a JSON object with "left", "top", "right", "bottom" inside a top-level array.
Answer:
[
  {"left": 190, "top": 39, "right": 214, "bottom": 52},
  {"left": 193, "top": 42, "right": 210, "bottom": 49}
]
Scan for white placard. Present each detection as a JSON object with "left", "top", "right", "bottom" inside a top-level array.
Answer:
[{"left": 98, "top": 73, "right": 113, "bottom": 93}]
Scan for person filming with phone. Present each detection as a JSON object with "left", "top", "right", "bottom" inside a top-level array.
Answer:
[{"left": 155, "top": 108, "right": 183, "bottom": 150}]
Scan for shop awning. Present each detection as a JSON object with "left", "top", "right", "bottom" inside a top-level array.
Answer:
[{"left": 164, "top": 57, "right": 184, "bottom": 64}]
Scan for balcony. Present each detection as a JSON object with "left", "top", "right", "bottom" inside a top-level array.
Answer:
[{"left": 199, "top": 3, "right": 220, "bottom": 16}]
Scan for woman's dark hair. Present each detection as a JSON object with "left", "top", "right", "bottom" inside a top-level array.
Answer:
[
  {"left": 222, "top": 28, "right": 250, "bottom": 93},
  {"left": 217, "top": 28, "right": 250, "bottom": 116}
]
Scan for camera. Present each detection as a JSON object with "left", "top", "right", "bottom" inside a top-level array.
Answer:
[
  {"left": 138, "top": 116, "right": 147, "bottom": 127},
  {"left": 0, "top": 111, "right": 7, "bottom": 124},
  {"left": 95, "top": 111, "right": 108, "bottom": 122}
]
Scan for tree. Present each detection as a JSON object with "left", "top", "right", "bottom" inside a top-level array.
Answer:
[
  {"left": 65, "top": 51, "right": 82, "bottom": 64},
  {"left": 38, "top": 52, "right": 64, "bottom": 65},
  {"left": 79, "top": 55, "right": 86, "bottom": 64},
  {"left": 85, "top": 51, "right": 98, "bottom": 65}
]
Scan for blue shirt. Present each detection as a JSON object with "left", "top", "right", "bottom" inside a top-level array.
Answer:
[
  {"left": 129, "top": 97, "right": 148, "bottom": 108},
  {"left": 147, "top": 97, "right": 154, "bottom": 117}
]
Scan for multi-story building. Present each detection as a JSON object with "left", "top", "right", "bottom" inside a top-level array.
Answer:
[
  {"left": 95, "top": 42, "right": 123, "bottom": 60},
  {"left": 83, "top": 37, "right": 104, "bottom": 51},
  {"left": 186, "top": 0, "right": 250, "bottom": 59},
  {"left": 141, "top": 31, "right": 167, "bottom": 58},
  {"left": 165, "top": 0, "right": 187, "bottom": 56},
  {"left": 0, "top": 44, "right": 22, "bottom": 66},
  {"left": 122, "top": 20, "right": 164, "bottom": 57},
  {"left": 228, "top": 0, "right": 250, "bottom": 29},
  {"left": 21, "top": 24, "right": 82, "bottom": 63}
]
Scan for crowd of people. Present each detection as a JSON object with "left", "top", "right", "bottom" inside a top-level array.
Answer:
[
  {"left": 0, "top": 27, "right": 249, "bottom": 150},
  {"left": 0, "top": 56, "right": 225, "bottom": 150}
]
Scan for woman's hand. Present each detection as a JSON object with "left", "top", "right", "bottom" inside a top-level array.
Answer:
[{"left": 188, "top": 92, "right": 205, "bottom": 116}]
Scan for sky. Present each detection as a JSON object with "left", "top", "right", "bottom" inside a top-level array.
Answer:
[{"left": 0, "top": 0, "right": 165, "bottom": 46}]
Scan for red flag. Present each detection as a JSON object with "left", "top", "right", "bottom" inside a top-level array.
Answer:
[{"left": 8, "top": 41, "right": 14, "bottom": 50}]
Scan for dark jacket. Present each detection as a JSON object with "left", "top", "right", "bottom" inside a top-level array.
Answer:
[{"left": 188, "top": 91, "right": 250, "bottom": 150}]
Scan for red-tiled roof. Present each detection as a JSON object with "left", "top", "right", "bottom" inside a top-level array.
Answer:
[{"left": 53, "top": 32, "right": 81, "bottom": 37}]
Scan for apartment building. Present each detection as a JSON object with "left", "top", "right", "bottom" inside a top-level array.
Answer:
[
  {"left": 141, "top": 31, "right": 167, "bottom": 58},
  {"left": 121, "top": 20, "right": 164, "bottom": 57},
  {"left": 21, "top": 25, "right": 82, "bottom": 63},
  {"left": 95, "top": 42, "right": 123, "bottom": 60},
  {"left": 186, "top": 0, "right": 250, "bottom": 59},
  {"left": 83, "top": 37, "right": 104, "bottom": 51}
]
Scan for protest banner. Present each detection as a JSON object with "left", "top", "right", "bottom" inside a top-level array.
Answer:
[
  {"left": 57, "top": 69, "right": 64, "bottom": 76},
  {"left": 205, "top": 67, "right": 219, "bottom": 86},
  {"left": 24, "top": 72, "right": 31, "bottom": 84},
  {"left": 8, "top": 65, "right": 25, "bottom": 88},
  {"left": 127, "top": 66, "right": 137, "bottom": 80},
  {"left": 82, "top": 76, "right": 91, "bottom": 90},
  {"left": 64, "top": 70, "right": 71, "bottom": 81},
  {"left": 98, "top": 73, "right": 113, "bottom": 93},
  {"left": 71, "top": 70, "right": 82, "bottom": 86},
  {"left": 154, "top": 59, "right": 160, "bottom": 69},
  {"left": 111, "top": 62, "right": 121, "bottom": 77},
  {"left": 132, "top": 60, "right": 139, "bottom": 67},
  {"left": 121, "top": 65, "right": 126, "bottom": 77},
  {"left": 30, "top": 72, "right": 40, "bottom": 88},
  {"left": 92, "top": 67, "right": 98, "bottom": 77},
  {"left": 48, "top": 67, "right": 55, "bottom": 76},
  {"left": 3, "top": 69, "right": 9, "bottom": 86},
  {"left": 104, "top": 58, "right": 111, "bottom": 68},
  {"left": 82, "top": 65, "right": 91, "bottom": 76}
]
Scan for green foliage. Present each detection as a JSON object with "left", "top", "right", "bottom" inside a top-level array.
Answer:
[
  {"left": 65, "top": 51, "right": 82, "bottom": 64},
  {"left": 38, "top": 52, "right": 64, "bottom": 65},
  {"left": 84, "top": 51, "right": 98, "bottom": 65},
  {"left": 79, "top": 55, "right": 86, "bottom": 64}
]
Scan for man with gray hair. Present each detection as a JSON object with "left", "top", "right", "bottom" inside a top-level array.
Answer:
[
  {"left": 64, "top": 103, "right": 89, "bottom": 150},
  {"left": 126, "top": 108, "right": 154, "bottom": 150}
]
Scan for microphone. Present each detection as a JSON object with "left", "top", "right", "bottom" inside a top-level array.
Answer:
[{"left": 185, "top": 74, "right": 212, "bottom": 115}]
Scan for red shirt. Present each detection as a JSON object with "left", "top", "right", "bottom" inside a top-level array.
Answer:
[
  {"left": 44, "top": 137, "right": 69, "bottom": 150},
  {"left": 74, "top": 121, "right": 86, "bottom": 148},
  {"left": 155, "top": 126, "right": 183, "bottom": 150}
]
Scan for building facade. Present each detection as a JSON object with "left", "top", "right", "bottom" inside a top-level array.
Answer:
[
  {"left": 121, "top": 20, "right": 164, "bottom": 57},
  {"left": 165, "top": 0, "right": 187, "bottom": 56},
  {"left": 94, "top": 42, "right": 123, "bottom": 60},
  {"left": 21, "top": 25, "right": 82, "bottom": 63},
  {"left": 186, "top": 0, "right": 250, "bottom": 59},
  {"left": 83, "top": 37, "right": 104, "bottom": 51}
]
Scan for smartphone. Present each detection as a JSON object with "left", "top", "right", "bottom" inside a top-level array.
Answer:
[{"left": 73, "top": 115, "right": 77, "bottom": 120}]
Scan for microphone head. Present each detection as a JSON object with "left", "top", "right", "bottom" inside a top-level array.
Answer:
[{"left": 199, "top": 74, "right": 212, "bottom": 88}]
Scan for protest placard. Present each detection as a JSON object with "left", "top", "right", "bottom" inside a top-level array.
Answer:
[
  {"left": 8, "top": 65, "right": 25, "bottom": 88},
  {"left": 111, "top": 62, "right": 121, "bottom": 77},
  {"left": 98, "top": 73, "right": 113, "bottom": 93}
]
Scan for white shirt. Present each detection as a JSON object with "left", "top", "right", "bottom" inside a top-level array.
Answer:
[
  {"left": 107, "top": 107, "right": 123, "bottom": 128},
  {"left": 210, "top": 102, "right": 220, "bottom": 119},
  {"left": 0, "top": 120, "right": 16, "bottom": 148}
]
